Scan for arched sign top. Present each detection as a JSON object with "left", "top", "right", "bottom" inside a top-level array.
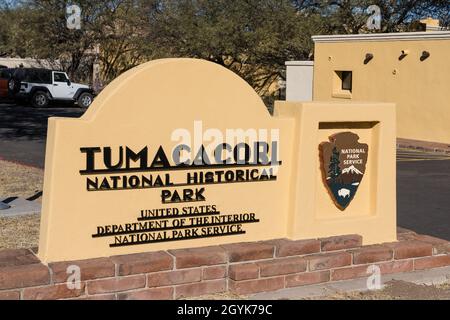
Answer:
[{"left": 82, "top": 58, "right": 271, "bottom": 123}]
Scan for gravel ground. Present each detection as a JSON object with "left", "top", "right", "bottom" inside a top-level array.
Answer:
[
  {"left": 189, "top": 280, "right": 450, "bottom": 300},
  {"left": 311, "top": 280, "right": 450, "bottom": 300},
  {"left": 0, "top": 160, "right": 43, "bottom": 198},
  {"left": 0, "top": 160, "right": 42, "bottom": 249},
  {"left": 0, "top": 214, "right": 40, "bottom": 250}
]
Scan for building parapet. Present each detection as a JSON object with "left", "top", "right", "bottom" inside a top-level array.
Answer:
[
  {"left": 285, "top": 61, "right": 314, "bottom": 66},
  {"left": 312, "top": 31, "right": 450, "bottom": 43}
]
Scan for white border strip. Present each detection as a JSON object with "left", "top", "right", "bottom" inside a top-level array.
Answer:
[
  {"left": 312, "top": 31, "right": 450, "bottom": 43},
  {"left": 285, "top": 61, "right": 314, "bottom": 66}
]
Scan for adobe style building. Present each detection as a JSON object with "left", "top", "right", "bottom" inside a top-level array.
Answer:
[{"left": 287, "top": 28, "right": 450, "bottom": 144}]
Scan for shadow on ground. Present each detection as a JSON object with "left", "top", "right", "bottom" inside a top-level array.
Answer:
[
  {"left": 0, "top": 103, "right": 84, "bottom": 167},
  {"left": 0, "top": 103, "right": 83, "bottom": 141},
  {"left": 397, "top": 160, "right": 450, "bottom": 241}
]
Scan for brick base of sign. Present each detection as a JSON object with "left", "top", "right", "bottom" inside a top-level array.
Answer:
[{"left": 0, "top": 228, "right": 449, "bottom": 300}]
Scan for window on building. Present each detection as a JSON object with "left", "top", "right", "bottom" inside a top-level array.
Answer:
[
  {"left": 340, "top": 71, "right": 352, "bottom": 91},
  {"left": 333, "top": 71, "right": 353, "bottom": 99}
]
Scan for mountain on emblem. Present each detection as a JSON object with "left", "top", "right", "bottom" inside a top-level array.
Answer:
[
  {"left": 342, "top": 165, "right": 363, "bottom": 175},
  {"left": 319, "top": 132, "right": 369, "bottom": 210}
]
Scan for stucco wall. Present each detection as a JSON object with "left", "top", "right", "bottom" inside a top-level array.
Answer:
[
  {"left": 285, "top": 61, "right": 314, "bottom": 102},
  {"left": 312, "top": 32, "right": 450, "bottom": 143}
]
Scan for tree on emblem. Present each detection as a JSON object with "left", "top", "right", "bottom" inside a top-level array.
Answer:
[{"left": 328, "top": 147, "right": 341, "bottom": 182}]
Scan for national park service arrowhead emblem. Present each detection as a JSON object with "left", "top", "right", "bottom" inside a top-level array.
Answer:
[{"left": 319, "top": 132, "right": 368, "bottom": 210}]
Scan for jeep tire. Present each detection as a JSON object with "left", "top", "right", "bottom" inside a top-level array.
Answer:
[
  {"left": 8, "top": 78, "right": 20, "bottom": 94},
  {"left": 8, "top": 79, "right": 15, "bottom": 92},
  {"left": 31, "top": 91, "right": 49, "bottom": 108},
  {"left": 78, "top": 92, "right": 94, "bottom": 109}
]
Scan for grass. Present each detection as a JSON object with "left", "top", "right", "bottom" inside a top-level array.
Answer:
[
  {"left": 315, "top": 280, "right": 450, "bottom": 300},
  {"left": 0, "top": 160, "right": 43, "bottom": 198},
  {"left": 0, "top": 215, "right": 40, "bottom": 250},
  {"left": 188, "top": 280, "right": 450, "bottom": 300},
  {"left": 0, "top": 160, "right": 43, "bottom": 249}
]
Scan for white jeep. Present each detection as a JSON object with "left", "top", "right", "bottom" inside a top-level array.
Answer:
[{"left": 13, "top": 68, "right": 95, "bottom": 108}]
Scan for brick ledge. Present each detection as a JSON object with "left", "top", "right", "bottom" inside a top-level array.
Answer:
[{"left": 0, "top": 229, "right": 448, "bottom": 300}]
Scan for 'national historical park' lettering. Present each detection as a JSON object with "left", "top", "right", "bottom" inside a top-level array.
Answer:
[{"left": 82, "top": 142, "right": 281, "bottom": 247}]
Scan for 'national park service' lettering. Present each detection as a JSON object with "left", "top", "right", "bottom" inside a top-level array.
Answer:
[{"left": 81, "top": 141, "right": 281, "bottom": 247}]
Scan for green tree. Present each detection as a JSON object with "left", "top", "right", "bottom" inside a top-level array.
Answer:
[
  {"left": 328, "top": 147, "right": 341, "bottom": 181},
  {"left": 1, "top": 0, "right": 155, "bottom": 83},
  {"left": 0, "top": 2, "right": 26, "bottom": 57},
  {"left": 147, "top": 0, "right": 321, "bottom": 97},
  {"left": 1, "top": 0, "right": 448, "bottom": 94},
  {"left": 301, "top": 0, "right": 450, "bottom": 34}
]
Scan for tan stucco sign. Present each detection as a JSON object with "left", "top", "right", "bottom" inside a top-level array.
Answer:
[{"left": 39, "top": 59, "right": 397, "bottom": 263}]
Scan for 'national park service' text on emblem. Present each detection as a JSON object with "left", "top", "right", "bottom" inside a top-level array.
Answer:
[{"left": 319, "top": 132, "right": 368, "bottom": 210}]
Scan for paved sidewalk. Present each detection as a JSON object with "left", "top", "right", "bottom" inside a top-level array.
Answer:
[
  {"left": 397, "top": 149, "right": 450, "bottom": 162},
  {"left": 249, "top": 266, "right": 450, "bottom": 300},
  {"left": 397, "top": 138, "right": 450, "bottom": 154}
]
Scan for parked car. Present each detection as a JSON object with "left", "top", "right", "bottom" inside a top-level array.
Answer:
[
  {"left": 0, "top": 71, "right": 8, "bottom": 99},
  {"left": 12, "top": 68, "right": 95, "bottom": 108},
  {"left": 0, "top": 68, "right": 20, "bottom": 100}
]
